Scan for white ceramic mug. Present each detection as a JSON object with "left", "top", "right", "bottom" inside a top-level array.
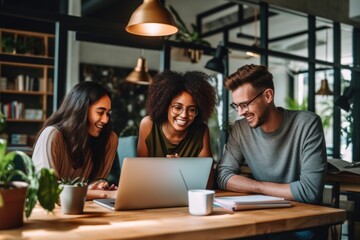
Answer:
[{"left": 188, "top": 189, "right": 215, "bottom": 216}]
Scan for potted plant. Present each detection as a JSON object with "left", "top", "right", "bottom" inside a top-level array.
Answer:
[
  {"left": 0, "top": 138, "right": 61, "bottom": 229},
  {"left": 168, "top": 5, "right": 211, "bottom": 63},
  {"left": 59, "top": 177, "right": 88, "bottom": 214}
]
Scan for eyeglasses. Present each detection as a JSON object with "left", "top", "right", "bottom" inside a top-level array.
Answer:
[
  {"left": 230, "top": 90, "right": 265, "bottom": 112},
  {"left": 171, "top": 105, "right": 198, "bottom": 117}
]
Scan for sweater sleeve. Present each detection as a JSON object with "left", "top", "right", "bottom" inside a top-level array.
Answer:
[
  {"left": 289, "top": 115, "right": 327, "bottom": 204},
  {"left": 32, "top": 126, "right": 62, "bottom": 177},
  {"left": 216, "top": 122, "right": 245, "bottom": 190}
]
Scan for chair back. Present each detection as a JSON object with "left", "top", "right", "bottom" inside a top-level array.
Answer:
[{"left": 117, "top": 136, "right": 138, "bottom": 173}]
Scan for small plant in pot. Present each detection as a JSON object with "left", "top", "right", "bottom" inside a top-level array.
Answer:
[
  {"left": 0, "top": 138, "right": 61, "bottom": 229},
  {"left": 59, "top": 177, "right": 88, "bottom": 214}
]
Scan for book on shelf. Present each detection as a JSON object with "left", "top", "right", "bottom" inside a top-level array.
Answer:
[
  {"left": 0, "top": 77, "right": 7, "bottom": 90},
  {"left": 7, "top": 145, "right": 33, "bottom": 153},
  {"left": 10, "top": 133, "right": 28, "bottom": 145},
  {"left": 214, "top": 194, "right": 292, "bottom": 211},
  {"left": 2, "top": 101, "right": 25, "bottom": 119},
  {"left": 327, "top": 158, "right": 360, "bottom": 175}
]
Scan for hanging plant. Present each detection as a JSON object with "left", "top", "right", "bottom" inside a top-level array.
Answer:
[{"left": 168, "top": 5, "right": 211, "bottom": 63}]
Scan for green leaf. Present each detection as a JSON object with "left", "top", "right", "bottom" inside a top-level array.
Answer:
[
  {"left": 60, "top": 176, "right": 88, "bottom": 186},
  {"left": 0, "top": 139, "right": 62, "bottom": 218},
  {"left": 37, "top": 169, "right": 62, "bottom": 213}
]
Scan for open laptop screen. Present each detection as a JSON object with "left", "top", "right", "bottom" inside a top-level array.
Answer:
[{"left": 94, "top": 157, "right": 213, "bottom": 211}]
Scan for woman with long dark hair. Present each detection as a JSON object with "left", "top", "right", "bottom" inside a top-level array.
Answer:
[{"left": 33, "top": 81, "right": 118, "bottom": 199}]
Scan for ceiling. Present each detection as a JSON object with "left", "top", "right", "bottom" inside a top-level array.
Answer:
[
  {"left": 81, "top": 0, "right": 226, "bottom": 26},
  {"left": 0, "top": 0, "right": 354, "bottom": 68}
]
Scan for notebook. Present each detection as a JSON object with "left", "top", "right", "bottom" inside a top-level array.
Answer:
[
  {"left": 214, "top": 195, "right": 292, "bottom": 211},
  {"left": 93, "top": 157, "right": 213, "bottom": 210}
]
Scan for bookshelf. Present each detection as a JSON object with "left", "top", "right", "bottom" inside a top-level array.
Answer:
[{"left": 0, "top": 28, "right": 55, "bottom": 151}]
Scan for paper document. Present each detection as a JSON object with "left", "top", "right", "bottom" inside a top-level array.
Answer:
[
  {"left": 327, "top": 158, "right": 360, "bottom": 175},
  {"left": 214, "top": 195, "right": 292, "bottom": 211}
]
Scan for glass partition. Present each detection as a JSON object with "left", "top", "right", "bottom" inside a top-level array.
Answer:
[
  {"left": 339, "top": 68, "right": 352, "bottom": 161},
  {"left": 341, "top": 24, "right": 353, "bottom": 66},
  {"left": 315, "top": 18, "right": 332, "bottom": 62},
  {"left": 268, "top": 7, "right": 308, "bottom": 58},
  {"left": 315, "top": 63, "right": 334, "bottom": 155}
]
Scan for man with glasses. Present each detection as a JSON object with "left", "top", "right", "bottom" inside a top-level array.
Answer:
[{"left": 216, "top": 64, "right": 327, "bottom": 239}]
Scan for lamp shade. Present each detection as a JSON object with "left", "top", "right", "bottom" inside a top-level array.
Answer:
[
  {"left": 205, "top": 45, "right": 227, "bottom": 73},
  {"left": 126, "top": 0, "right": 178, "bottom": 36},
  {"left": 316, "top": 79, "right": 333, "bottom": 95},
  {"left": 126, "top": 57, "right": 153, "bottom": 85}
]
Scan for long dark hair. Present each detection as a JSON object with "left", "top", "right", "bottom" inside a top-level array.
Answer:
[{"left": 36, "top": 81, "right": 112, "bottom": 181}]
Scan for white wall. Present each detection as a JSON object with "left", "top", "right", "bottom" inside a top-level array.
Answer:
[{"left": 80, "top": 43, "right": 160, "bottom": 71}]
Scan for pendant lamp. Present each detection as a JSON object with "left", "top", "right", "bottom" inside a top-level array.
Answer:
[
  {"left": 316, "top": 79, "right": 333, "bottom": 95},
  {"left": 126, "top": 0, "right": 178, "bottom": 37},
  {"left": 126, "top": 57, "right": 153, "bottom": 85},
  {"left": 316, "top": 29, "right": 333, "bottom": 96},
  {"left": 205, "top": 44, "right": 227, "bottom": 73}
]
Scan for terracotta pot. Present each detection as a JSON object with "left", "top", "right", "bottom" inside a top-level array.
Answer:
[{"left": 0, "top": 181, "right": 28, "bottom": 230}]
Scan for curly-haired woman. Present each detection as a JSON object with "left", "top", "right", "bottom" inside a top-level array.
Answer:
[{"left": 137, "top": 70, "right": 216, "bottom": 158}]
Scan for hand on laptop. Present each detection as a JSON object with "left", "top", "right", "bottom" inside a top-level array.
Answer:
[
  {"left": 89, "top": 179, "right": 118, "bottom": 190},
  {"left": 87, "top": 180, "right": 118, "bottom": 200}
]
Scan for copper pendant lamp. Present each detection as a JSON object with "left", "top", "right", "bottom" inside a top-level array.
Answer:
[
  {"left": 316, "top": 79, "right": 333, "bottom": 95},
  {"left": 126, "top": 57, "right": 153, "bottom": 85},
  {"left": 126, "top": 0, "right": 178, "bottom": 37},
  {"left": 316, "top": 29, "right": 333, "bottom": 96}
]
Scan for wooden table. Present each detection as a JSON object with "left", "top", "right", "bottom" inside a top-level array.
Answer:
[
  {"left": 326, "top": 172, "right": 360, "bottom": 240},
  {"left": 0, "top": 192, "right": 346, "bottom": 240}
]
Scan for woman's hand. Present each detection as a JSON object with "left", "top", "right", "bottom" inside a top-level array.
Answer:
[
  {"left": 88, "top": 179, "right": 117, "bottom": 190},
  {"left": 86, "top": 179, "right": 118, "bottom": 200}
]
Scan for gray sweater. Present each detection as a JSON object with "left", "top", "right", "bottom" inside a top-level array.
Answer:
[{"left": 216, "top": 108, "right": 327, "bottom": 204}]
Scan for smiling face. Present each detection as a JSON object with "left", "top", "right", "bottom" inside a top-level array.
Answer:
[
  {"left": 167, "top": 91, "right": 197, "bottom": 132},
  {"left": 232, "top": 83, "right": 268, "bottom": 128},
  {"left": 87, "top": 95, "right": 111, "bottom": 137}
]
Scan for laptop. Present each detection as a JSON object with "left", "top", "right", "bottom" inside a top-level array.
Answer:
[{"left": 93, "top": 157, "right": 213, "bottom": 210}]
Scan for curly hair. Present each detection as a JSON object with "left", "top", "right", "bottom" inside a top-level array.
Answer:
[
  {"left": 36, "top": 81, "right": 113, "bottom": 181},
  {"left": 146, "top": 70, "right": 216, "bottom": 124},
  {"left": 225, "top": 64, "right": 274, "bottom": 92}
]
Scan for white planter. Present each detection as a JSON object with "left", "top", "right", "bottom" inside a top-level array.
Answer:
[{"left": 60, "top": 185, "right": 87, "bottom": 214}]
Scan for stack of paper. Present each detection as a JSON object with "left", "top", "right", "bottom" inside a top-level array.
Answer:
[{"left": 214, "top": 195, "right": 292, "bottom": 211}]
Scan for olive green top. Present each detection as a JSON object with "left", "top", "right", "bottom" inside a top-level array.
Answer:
[{"left": 145, "top": 121, "right": 207, "bottom": 157}]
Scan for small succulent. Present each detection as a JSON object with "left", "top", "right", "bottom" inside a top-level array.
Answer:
[{"left": 59, "top": 177, "right": 88, "bottom": 187}]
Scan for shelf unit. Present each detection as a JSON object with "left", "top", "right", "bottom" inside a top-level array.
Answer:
[{"left": 0, "top": 28, "right": 54, "bottom": 150}]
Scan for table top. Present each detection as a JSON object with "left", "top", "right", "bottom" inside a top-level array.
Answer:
[
  {"left": 327, "top": 171, "right": 360, "bottom": 184},
  {"left": 0, "top": 191, "right": 346, "bottom": 240}
]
